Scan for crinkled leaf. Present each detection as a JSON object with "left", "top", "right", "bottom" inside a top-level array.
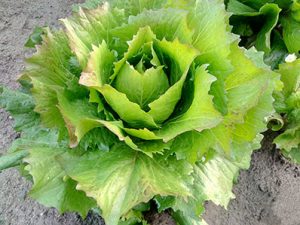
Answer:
[
  {"left": 156, "top": 65, "right": 222, "bottom": 142},
  {"left": 58, "top": 145, "right": 193, "bottom": 225},
  {"left": 61, "top": 4, "right": 125, "bottom": 67},
  {"left": 22, "top": 30, "right": 81, "bottom": 130},
  {"left": 111, "top": 8, "right": 193, "bottom": 47},
  {"left": 188, "top": 0, "right": 236, "bottom": 114},
  {"left": 56, "top": 94, "right": 138, "bottom": 149},
  {"left": 111, "top": 26, "right": 156, "bottom": 81},
  {"left": 0, "top": 87, "right": 39, "bottom": 132},
  {"left": 24, "top": 147, "right": 96, "bottom": 217},
  {"left": 172, "top": 152, "right": 240, "bottom": 225},
  {"left": 82, "top": 41, "right": 116, "bottom": 87},
  {"left": 275, "top": 124, "right": 300, "bottom": 151},
  {"left": 93, "top": 85, "right": 159, "bottom": 129},
  {"left": 274, "top": 60, "right": 300, "bottom": 156}
]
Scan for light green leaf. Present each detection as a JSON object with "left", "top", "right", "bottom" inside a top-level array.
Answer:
[
  {"left": 147, "top": 38, "right": 200, "bottom": 123},
  {"left": 30, "top": 79, "right": 65, "bottom": 131},
  {"left": 173, "top": 152, "right": 240, "bottom": 225},
  {"left": 123, "top": 128, "right": 161, "bottom": 140},
  {"left": 81, "top": 41, "right": 116, "bottom": 87},
  {"left": 111, "top": 8, "right": 193, "bottom": 45},
  {"left": 58, "top": 145, "right": 193, "bottom": 225},
  {"left": 171, "top": 131, "right": 214, "bottom": 164},
  {"left": 189, "top": 0, "right": 234, "bottom": 72},
  {"left": 21, "top": 30, "right": 80, "bottom": 130},
  {"left": 277, "top": 59, "right": 300, "bottom": 97},
  {"left": 56, "top": 94, "right": 138, "bottom": 149},
  {"left": 95, "top": 85, "right": 159, "bottom": 129},
  {"left": 114, "top": 63, "right": 169, "bottom": 109},
  {"left": 74, "top": 0, "right": 169, "bottom": 16},
  {"left": 188, "top": 0, "right": 236, "bottom": 114},
  {"left": 111, "top": 26, "right": 156, "bottom": 81},
  {"left": 208, "top": 44, "right": 279, "bottom": 156},
  {"left": 23, "top": 30, "right": 75, "bottom": 86},
  {"left": 156, "top": 65, "right": 222, "bottom": 142},
  {"left": 24, "top": 147, "right": 96, "bottom": 217},
  {"left": 61, "top": 3, "right": 125, "bottom": 67},
  {"left": 274, "top": 60, "right": 300, "bottom": 156},
  {"left": 282, "top": 147, "right": 300, "bottom": 164},
  {"left": 275, "top": 124, "right": 300, "bottom": 151}
]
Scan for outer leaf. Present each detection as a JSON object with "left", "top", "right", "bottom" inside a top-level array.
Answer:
[
  {"left": 275, "top": 124, "right": 300, "bottom": 151},
  {"left": 172, "top": 152, "right": 240, "bottom": 225},
  {"left": 25, "top": 27, "right": 46, "bottom": 48},
  {"left": 24, "top": 147, "right": 96, "bottom": 217},
  {"left": 190, "top": 0, "right": 233, "bottom": 72},
  {"left": 0, "top": 150, "right": 29, "bottom": 171},
  {"left": 22, "top": 30, "right": 80, "bottom": 130},
  {"left": 274, "top": 60, "right": 300, "bottom": 157},
  {"left": 188, "top": 0, "right": 236, "bottom": 114},
  {"left": 0, "top": 87, "right": 39, "bottom": 132},
  {"left": 58, "top": 145, "right": 193, "bottom": 225},
  {"left": 156, "top": 65, "right": 222, "bottom": 142},
  {"left": 211, "top": 44, "right": 278, "bottom": 156},
  {"left": 61, "top": 3, "right": 125, "bottom": 67},
  {"left": 111, "top": 8, "right": 193, "bottom": 46}
]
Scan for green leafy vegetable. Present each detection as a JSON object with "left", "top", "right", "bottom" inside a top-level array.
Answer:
[
  {"left": 272, "top": 59, "right": 300, "bottom": 163},
  {"left": 226, "top": 0, "right": 300, "bottom": 166},
  {"left": 226, "top": 0, "right": 300, "bottom": 69},
  {"left": 0, "top": 0, "right": 279, "bottom": 224}
]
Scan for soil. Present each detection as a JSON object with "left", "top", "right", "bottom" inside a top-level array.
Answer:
[{"left": 1, "top": 1, "right": 300, "bottom": 225}]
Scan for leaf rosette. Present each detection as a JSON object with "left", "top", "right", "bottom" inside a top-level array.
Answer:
[{"left": 0, "top": 0, "right": 280, "bottom": 224}]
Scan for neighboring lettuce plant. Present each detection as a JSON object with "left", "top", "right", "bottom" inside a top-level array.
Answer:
[
  {"left": 0, "top": 0, "right": 279, "bottom": 224},
  {"left": 226, "top": 0, "right": 300, "bottom": 69},
  {"left": 271, "top": 58, "right": 300, "bottom": 163},
  {"left": 225, "top": 0, "right": 300, "bottom": 163}
]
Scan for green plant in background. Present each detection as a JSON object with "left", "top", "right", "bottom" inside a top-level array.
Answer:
[
  {"left": 0, "top": 0, "right": 279, "bottom": 224},
  {"left": 225, "top": 0, "right": 300, "bottom": 163},
  {"left": 271, "top": 59, "right": 300, "bottom": 163},
  {"left": 226, "top": 0, "right": 300, "bottom": 69}
]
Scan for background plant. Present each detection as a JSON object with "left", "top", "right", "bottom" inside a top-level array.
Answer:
[{"left": 225, "top": 0, "right": 300, "bottom": 162}]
